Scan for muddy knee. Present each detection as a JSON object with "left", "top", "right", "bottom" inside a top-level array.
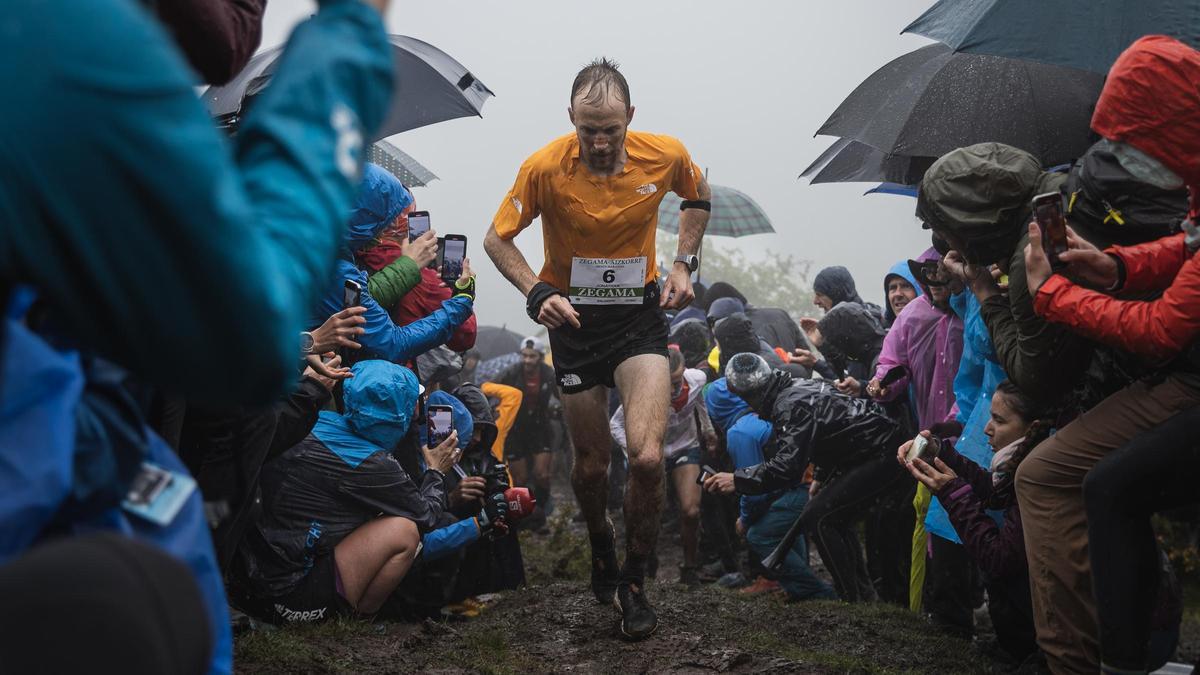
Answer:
[{"left": 626, "top": 447, "right": 664, "bottom": 481}]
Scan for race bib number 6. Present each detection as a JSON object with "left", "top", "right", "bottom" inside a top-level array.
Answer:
[{"left": 569, "top": 256, "right": 646, "bottom": 305}]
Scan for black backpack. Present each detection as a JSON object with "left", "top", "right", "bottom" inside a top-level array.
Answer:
[{"left": 1065, "top": 141, "right": 1189, "bottom": 246}]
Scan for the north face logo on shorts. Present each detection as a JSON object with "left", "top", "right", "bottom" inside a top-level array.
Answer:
[{"left": 560, "top": 373, "right": 582, "bottom": 387}]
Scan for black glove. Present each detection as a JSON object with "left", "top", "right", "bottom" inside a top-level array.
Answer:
[
  {"left": 452, "top": 275, "right": 476, "bottom": 302},
  {"left": 525, "top": 281, "right": 562, "bottom": 323},
  {"left": 477, "top": 490, "right": 510, "bottom": 537}
]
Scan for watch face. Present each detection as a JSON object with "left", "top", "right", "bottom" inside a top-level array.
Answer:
[{"left": 300, "top": 332, "right": 315, "bottom": 352}]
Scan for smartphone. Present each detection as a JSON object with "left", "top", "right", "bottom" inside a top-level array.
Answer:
[
  {"left": 343, "top": 279, "right": 362, "bottom": 309},
  {"left": 408, "top": 210, "right": 431, "bottom": 242},
  {"left": 1032, "top": 192, "right": 1068, "bottom": 270},
  {"left": 696, "top": 464, "right": 719, "bottom": 486},
  {"left": 440, "top": 234, "right": 467, "bottom": 283},
  {"left": 427, "top": 404, "right": 454, "bottom": 447},
  {"left": 879, "top": 365, "right": 907, "bottom": 388},
  {"left": 905, "top": 434, "right": 942, "bottom": 464}
]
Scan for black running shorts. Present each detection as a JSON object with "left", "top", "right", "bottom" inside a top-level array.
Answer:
[
  {"left": 548, "top": 283, "right": 669, "bottom": 394},
  {"left": 264, "top": 552, "right": 352, "bottom": 624}
]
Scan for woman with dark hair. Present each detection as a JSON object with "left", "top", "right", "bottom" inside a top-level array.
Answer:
[{"left": 897, "top": 381, "right": 1046, "bottom": 663}]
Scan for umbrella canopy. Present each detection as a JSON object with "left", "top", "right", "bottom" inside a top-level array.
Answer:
[
  {"left": 473, "top": 326, "right": 525, "bottom": 362},
  {"left": 904, "top": 0, "right": 1200, "bottom": 74},
  {"left": 816, "top": 43, "right": 1104, "bottom": 166},
  {"left": 203, "top": 35, "right": 494, "bottom": 139},
  {"left": 367, "top": 141, "right": 437, "bottom": 188},
  {"left": 657, "top": 184, "right": 774, "bottom": 238},
  {"left": 801, "top": 137, "right": 935, "bottom": 186},
  {"left": 474, "top": 352, "right": 521, "bottom": 384}
]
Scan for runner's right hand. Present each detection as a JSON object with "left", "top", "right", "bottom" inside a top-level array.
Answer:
[{"left": 538, "top": 294, "right": 581, "bottom": 329}]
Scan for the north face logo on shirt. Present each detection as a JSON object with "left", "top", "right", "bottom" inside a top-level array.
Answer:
[
  {"left": 511, "top": 196, "right": 523, "bottom": 214},
  {"left": 560, "top": 373, "right": 582, "bottom": 387},
  {"left": 635, "top": 183, "right": 657, "bottom": 195}
]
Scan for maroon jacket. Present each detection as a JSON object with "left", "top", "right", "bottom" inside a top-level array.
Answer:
[
  {"left": 157, "top": 0, "right": 268, "bottom": 85},
  {"left": 935, "top": 445, "right": 1026, "bottom": 580}
]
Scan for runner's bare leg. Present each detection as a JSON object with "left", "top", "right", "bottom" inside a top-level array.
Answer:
[
  {"left": 562, "top": 385, "right": 614, "bottom": 536},
  {"left": 613, "top": 353, "right": 670, "bottom": 565}
]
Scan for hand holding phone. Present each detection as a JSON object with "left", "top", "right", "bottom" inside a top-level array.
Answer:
[
  {"left": 696, "top": 464, "right": 719, "bottom": 486},
  {"left": 1032, "top": 192, "right": 1069, "bottom": 270},
  {"left": 407, "top": 210, "right": 431, "bottom": 242},
  {"left": 427, "top": 404, "right": 455, "bottom": 447},
  {"left": 440, "top": 235, "right": 467, "bottom": 282}
]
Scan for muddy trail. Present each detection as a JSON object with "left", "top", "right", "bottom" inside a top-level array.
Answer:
[{"left": 236, "top": 500, "right": 1200, "bottom": 674}]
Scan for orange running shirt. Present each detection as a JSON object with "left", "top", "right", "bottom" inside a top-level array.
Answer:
[{"left": 493, "top": 130, "right": 703, "bottom": 293}]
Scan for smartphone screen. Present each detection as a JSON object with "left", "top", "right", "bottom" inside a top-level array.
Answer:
[
  {"left": 428, "top": 406, "right": 453, "bottom": 446},
  {"left": 1033, "top": 192, "right": 1068, "bottom": 268},
  {"left": 343, "top": 280, "right": 362, "bottom": 309},
  {"left": 408, "top": 211, "right": 431, "bottom": 242},
  {"left": 441, "top": 236, "right": 466, "bottom": 282}
]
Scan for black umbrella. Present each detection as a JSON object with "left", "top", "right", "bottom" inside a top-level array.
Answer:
[
  {"left": 473, "top": 326, "right": 525, "bottom": 362},
  {"left": 904, "top": 0, "right": 1200, "bottom": 74},
  {"left": 815, "top": 43, "right": 1104, "bottom": 166},
  {"left": 203, "top": 35, "right": 494, "bottom": 139},
  {"left": 801, "top": 137, "right": 935, "bottom": 185}
]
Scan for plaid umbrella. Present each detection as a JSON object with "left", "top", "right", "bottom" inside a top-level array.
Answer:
[
  {"left": 367, "top": 141, "right": 437, "bottom": 187},
  {"left": 474, "top": 352, "right": 520, "bottom": 384},
  {"left": 657, "top": 184, "right": 774, "bottom": 238}
]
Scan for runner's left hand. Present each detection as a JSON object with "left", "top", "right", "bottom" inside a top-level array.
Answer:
[{"left": 660, "top": 263, "right": 695, "bottom": 310}]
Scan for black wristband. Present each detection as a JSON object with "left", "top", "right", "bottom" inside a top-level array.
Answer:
[
  {"left": 526, "top": 281, "right": 563, "bottom": 323},
  {"left": 680, "top": 199, "right": 711, "bottom": 212}
]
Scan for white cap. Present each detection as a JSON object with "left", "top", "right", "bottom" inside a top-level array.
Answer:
[{"left": 520, "top": 336, "right": 545, "bottom": 354}]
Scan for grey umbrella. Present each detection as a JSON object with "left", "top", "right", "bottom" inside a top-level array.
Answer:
[
  {"left": 203, "top": 35, "right": 494, "bottom": 139},
  {"left": 801, "top": 137, "right": 934, "bottom": 186},
  {"left": 815, "top": 43, "right": 1103, "bottom": 167},
  {"left": 904, "top": 0, "right": 1200, "bottom": 74},
  {"left": 367, "top": 141, "right": 437, "bottom": 188}
]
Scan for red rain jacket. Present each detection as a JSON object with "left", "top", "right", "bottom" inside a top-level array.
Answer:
[{"left": 1034, "top": 36, "right": 1200, "bottom": 361}]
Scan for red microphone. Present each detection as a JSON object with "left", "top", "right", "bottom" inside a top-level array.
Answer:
[{"left": 504, "top": 487, "right": 537, "bottom": 523}]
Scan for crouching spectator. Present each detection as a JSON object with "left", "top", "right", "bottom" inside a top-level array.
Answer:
[
  {"left": 706, "top": 377, "right": 836, "bottom": 601},
  {"left": 898, "top": 381, "right": 1046, "bottom": 664},
  {"left": 233, "top": 361, "right": 460, "bottom": 623}
]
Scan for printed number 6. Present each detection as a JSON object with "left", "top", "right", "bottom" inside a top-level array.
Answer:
[{"left": 602, "top": 269, "right": 616, "bottom": 284}]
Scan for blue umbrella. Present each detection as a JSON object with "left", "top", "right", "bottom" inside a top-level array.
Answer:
[{"left": 904, "top": 0, "right": 1200, "bottom": 74}]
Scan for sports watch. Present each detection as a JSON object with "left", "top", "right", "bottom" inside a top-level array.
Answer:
[
  {"left": 674, "top": 254, "right": 700, "bottom": 273},
  {"left": 300, "top": 331, "right": 316, "bottom": 355}
]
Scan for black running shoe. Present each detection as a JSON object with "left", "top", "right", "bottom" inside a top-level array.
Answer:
[
  {"left": 591, "top": 548, "right": 621, "bottom": 607},
  {"left": 617, "top": 582, "right": 658, "bottom": 641}
]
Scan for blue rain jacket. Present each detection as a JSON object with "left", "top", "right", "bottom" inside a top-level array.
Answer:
[
  {"left": 0, "top": 310, "right": 232, "bottom": 674},
  {"left": 0, "top": 0, "right": 394, "bottom": 404},
  {"left": 706, "top": 379, "right": 776, "bottom": 526},
  {"left": 312, "top": 165, "right": 472, "bottom": 362},
  {"left": 925, "top": 292, "right": 1007, "bottom": 543}
]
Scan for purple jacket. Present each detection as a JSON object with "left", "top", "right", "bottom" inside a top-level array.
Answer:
[
  {"left": 873, "top": 293, "right": 964, "bottom": 431},
  {"left": 935, "top": 444, "right": 1026, "bottom": 580}
]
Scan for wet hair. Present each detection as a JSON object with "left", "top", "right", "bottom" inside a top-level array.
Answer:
[
  {"left": 668, "top": 346, "right": 685, "bottom": 373},
  {"left": 991, "top": 381, "right": 1052, "bottom": 480},
  {"left": 570, "top": 58, "right": 631, "bottom": 110}
]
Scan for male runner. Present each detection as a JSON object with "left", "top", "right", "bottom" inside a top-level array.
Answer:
[{"left": 484, "top": 58, "right": 710, "bottom": 639}]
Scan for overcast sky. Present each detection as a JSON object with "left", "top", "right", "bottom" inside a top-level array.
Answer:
[{"left": 262, "top": 1, "right": 938, "bottom": 333}]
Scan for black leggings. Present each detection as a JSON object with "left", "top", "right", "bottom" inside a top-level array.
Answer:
[
  {"left": 800, "top": 455, "right": 909, "bottom": 602},
  {"left": 1084, "top": 405, "right": 1200, "bottom": 671}
]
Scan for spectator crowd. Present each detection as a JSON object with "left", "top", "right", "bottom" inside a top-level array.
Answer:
[{"left": 1, "top": 1, "right": 1199, "bottom": 674}]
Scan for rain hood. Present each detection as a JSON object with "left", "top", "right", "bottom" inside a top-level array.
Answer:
[
  {"left": 345, "top": 163, "right": 413, "bottom": 251},
  {"left": 1091, "top": 35, "right": 1200, "bottom": 216}
]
